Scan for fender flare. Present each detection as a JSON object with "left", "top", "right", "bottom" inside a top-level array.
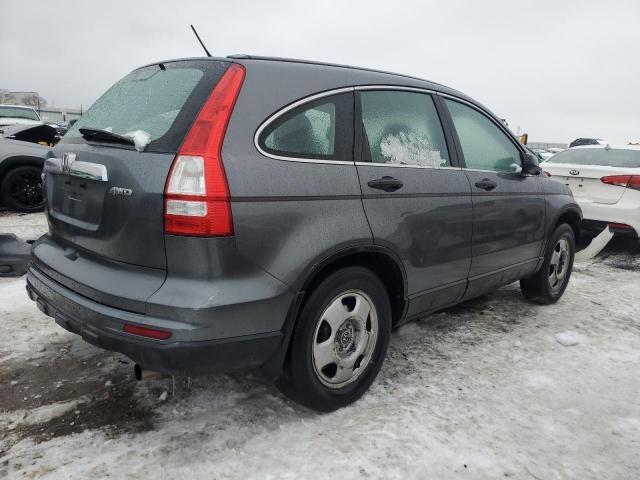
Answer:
[{"left": 261, "top": 243, "right": 408, "bottom": 380}]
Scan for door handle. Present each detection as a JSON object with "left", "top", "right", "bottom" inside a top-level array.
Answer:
[
  {"left": 474, "top": 178, "right": 497, "bottom": 191},
  {"left": 368, "top": 176, "right": 404, "bottom": 192}
]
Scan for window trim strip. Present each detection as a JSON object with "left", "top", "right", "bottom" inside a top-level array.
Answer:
[{"left": 253, "top": 85, "right": 523, "bottom": 168}]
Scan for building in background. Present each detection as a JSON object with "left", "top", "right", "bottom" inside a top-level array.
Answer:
[
  {"left": 0, "top": 89, "right": 84, "bottom": 124},
  {"left": 37, "top": 107, "right": 83, "bottom": 124}
]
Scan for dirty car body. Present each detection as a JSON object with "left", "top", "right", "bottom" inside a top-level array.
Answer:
[{"left": 26, "top": 56, "right": 582, "bottom": 411}]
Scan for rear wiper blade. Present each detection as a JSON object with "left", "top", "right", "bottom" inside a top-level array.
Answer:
[{"left": 79, "top": 127, "right": 135, "bottom": 146}]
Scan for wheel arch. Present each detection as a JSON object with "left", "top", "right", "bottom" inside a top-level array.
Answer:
[
  {"left": 554, "top": 205, "right": 582, "bottom": 240},
  {"left": 0, "top": 155, "right": 45, "bottom": 183},
  {"left": 262, "top": 244, "right": 408, "bottom": 380}
]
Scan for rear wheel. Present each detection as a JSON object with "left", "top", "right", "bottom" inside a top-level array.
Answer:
[
  {"left": 277, "top": 267, "right": 391, "bottom": 412},
  {"left": 521, "top": 223, "right": 575, "bottom": 304},
  {"left": 0, "top": 165, "right": 43, "bottom": 213}
]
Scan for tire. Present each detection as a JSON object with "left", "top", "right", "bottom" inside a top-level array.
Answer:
[
  {"left": 0, "top": 165, "right": 44, "bottom": 213},
  {"left": 277, "top": 266, "right": 392, "bottom": 412},
  {"left": 520, "top": 223, "right": 575, "bottom": 304}
]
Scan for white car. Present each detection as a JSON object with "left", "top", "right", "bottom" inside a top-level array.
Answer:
[
  {"left": 543, "top": 145, "right": 640, "bottom": 238},
  {"left": 0, "top": 104, "right": 42, "bottom": 129}
]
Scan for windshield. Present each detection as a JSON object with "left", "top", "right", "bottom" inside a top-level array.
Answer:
[
  {"left": 0, "top": 106, "right": 40, "bottom": 121},
  {"left": 66, "top": 65, "right": 204, "bottom": 145},
  {"left": 548, "top": 148, "right": 640, "bottom": 168}
]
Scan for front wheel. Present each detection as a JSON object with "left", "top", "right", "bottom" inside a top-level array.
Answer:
[
  {"left": 277, "top": 267, "right": 391, "bottom": 412},
  {"left": 521, "top": 223, "right": 575, "bottom": 304}
]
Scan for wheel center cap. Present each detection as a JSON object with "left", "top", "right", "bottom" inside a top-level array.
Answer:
[{"left": 336, "top": 322, "right": 356, "bottom": 352}]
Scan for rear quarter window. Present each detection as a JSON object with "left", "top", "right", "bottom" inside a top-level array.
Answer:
[{"left": 257, "top": 92, "right": 353, "bottom": 162}]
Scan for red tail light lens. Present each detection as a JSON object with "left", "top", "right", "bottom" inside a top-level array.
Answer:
[
  {"left": 123, "top": 324, "right": 172, "bottom": 340},
  {"left": 601, "top": 175, "right": 631, "bottom": 188},
  {"left": 164, "top": 63, "right": 245, "bottom": 236},
  {"left": 601, "top": 175, "right": 640, "bottom": 191}
]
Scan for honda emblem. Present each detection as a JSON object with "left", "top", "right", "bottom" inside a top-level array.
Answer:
[{"left": 61, "top": 153, "right": 76, "bottom": 174}]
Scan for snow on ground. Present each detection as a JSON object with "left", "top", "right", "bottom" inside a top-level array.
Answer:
[{"left": 1, "top": 212, "right": 639, "bottom": 479}]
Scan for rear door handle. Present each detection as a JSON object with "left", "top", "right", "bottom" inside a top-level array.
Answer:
[
  {"left": 474, "top": 178, "right": 497, "bottom": 191},
  {"left": 368, "top": 176, "right": 404, "bottom": 192}
]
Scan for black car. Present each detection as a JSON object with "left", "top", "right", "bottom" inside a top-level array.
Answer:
[
  {"left": 0, "top": 124, "right": 56, "bottom": 212},
  {"left": 569, "top": 138, "right": 605, "bottom": 148}
]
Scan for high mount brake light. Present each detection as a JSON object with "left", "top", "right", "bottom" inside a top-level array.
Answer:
[{"left": 164, "top": 63, "right": 245, "bottom": 236}]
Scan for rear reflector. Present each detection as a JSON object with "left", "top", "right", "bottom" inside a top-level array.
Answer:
[
  {"left": 608, "top": 223, "right": 634, "bottom": 231},
  {"left": 601, "top": 175, "right": 640, "bottom": 191},
  {"left": 164, "top": 63, "right": 246, "bottom": 236},
  {"left": 123, "top": 324, "right": 172, "bottom": 340}
]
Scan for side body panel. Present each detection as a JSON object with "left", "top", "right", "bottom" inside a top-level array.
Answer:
[
  {"left": 221, "top": 62, "right": 376, "bottom": 289},
  {"left": 463, "top": 171, "right": 547, "bottom": 298}
]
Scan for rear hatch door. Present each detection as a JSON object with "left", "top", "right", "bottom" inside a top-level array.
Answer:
[
  {"left": 42, "top": 59, "right": 231, "bottom": 271},
  {"left": 544, "top": 148, "right": 640, "bottom": 205},
  {"left": 544, "top": 162, "right": 627, "bottom": 204}
]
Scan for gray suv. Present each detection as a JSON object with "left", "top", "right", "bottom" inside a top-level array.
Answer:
[{"left": 26, "top": 56, "right": 581, "bottom": 411}]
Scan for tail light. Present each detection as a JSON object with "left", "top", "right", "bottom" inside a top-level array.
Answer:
[
  {"left": 164, "top": 63, "right": 245, "bottom": 236},
  {"left": 608, "top": 222, "right": 633, "bottom": 231},
  {"left": 601, "top": 175, "right": 640, "bottom": 191}
]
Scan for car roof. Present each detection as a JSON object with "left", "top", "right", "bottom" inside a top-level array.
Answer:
[
  {"left": 0, "top": 104, "right": 37, "bottom": 110},
  {"left": 142, "top": 55, "right": 472, "bottom": 98},
  {"left": 139, "top": 55, "right": 504, "bottom": 121}
]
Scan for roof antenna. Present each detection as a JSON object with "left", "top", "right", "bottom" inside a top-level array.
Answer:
[{"left": 190, "top": 24, "right": 212, "bottom": 57}]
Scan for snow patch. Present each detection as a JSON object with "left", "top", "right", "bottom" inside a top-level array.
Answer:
[
  {"left": 575, "top": 227, "right": 613, "bottom": 261},
  {"left": 6, "top": 399, "right": 82, "bottom": 429},
  {"left": 554, "top": 330, "right": 586, "bottom": 347},
  {"left": 524, "top": 373, "right": 555, "bottom": 388},
  {"left": 124, "top": 130, "right": 151, "bottom": 152}
]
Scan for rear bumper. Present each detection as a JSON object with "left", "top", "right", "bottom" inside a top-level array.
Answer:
[
  {"left": 26, "top": 265, "right": 284, "bottom": 375},
  {"left": 578, "top": 194, "right": 640, "bottom": 238}
]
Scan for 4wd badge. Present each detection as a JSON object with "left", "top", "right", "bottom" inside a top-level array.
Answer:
[{"left": 109, "top": 186, "right": 133, "bottom": 196}]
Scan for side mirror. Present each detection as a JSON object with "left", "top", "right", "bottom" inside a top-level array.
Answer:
[{"left": 521, "top": 151, "right": 542, "bottom": 176}]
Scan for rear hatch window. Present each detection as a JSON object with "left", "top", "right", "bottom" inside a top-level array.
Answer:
[
  {"left": 550, "top": 148, "right": 640, "bottom": 168},
  {"left": 61, "top": 59, "right": 230, "bottom": 153}
]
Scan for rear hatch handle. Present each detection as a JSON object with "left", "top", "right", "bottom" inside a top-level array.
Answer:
[{"left": 44, "top": 155, "right": 108, "bottom": 182}]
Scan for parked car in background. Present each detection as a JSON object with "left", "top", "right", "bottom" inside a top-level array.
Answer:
[
  {"left": 543, "top": 145, "right": 640, "bottom": 238},
  {"left": 26, "top": 56, "right": 581, "bottom": 411},
  {"left": 569, "top": 138, "right": 606, "bottom": 148},
  {"left": 532, "top": 148, "right": 555, "bottom": 161},
  {"left": 0, "top": 105, "right": 42, "bottom": 130},
  {"left": 0, "top": 124, "right": 52, "bottom": 212}
]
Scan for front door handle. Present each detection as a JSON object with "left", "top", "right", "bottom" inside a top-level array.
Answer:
[
  {"left": 474, "top": 178, "right": 497, "bottom": 191},
  {"left": 368, "top": 176, "right": 404, "bottom": 192}
]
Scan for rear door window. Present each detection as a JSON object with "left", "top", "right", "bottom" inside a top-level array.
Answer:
[
  {"left": 359, "top": 90, "right": 450, "bottom": 167},
  {"left": 445, "top": 99, "right": 521, "bottom": 173},
  {"left": 258, "top": 92, "right": 353, "bottom": 161}
]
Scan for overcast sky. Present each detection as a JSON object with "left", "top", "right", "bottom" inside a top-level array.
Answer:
[{"left": 1, "top": 0, "right": 638, "bottom": 143}]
